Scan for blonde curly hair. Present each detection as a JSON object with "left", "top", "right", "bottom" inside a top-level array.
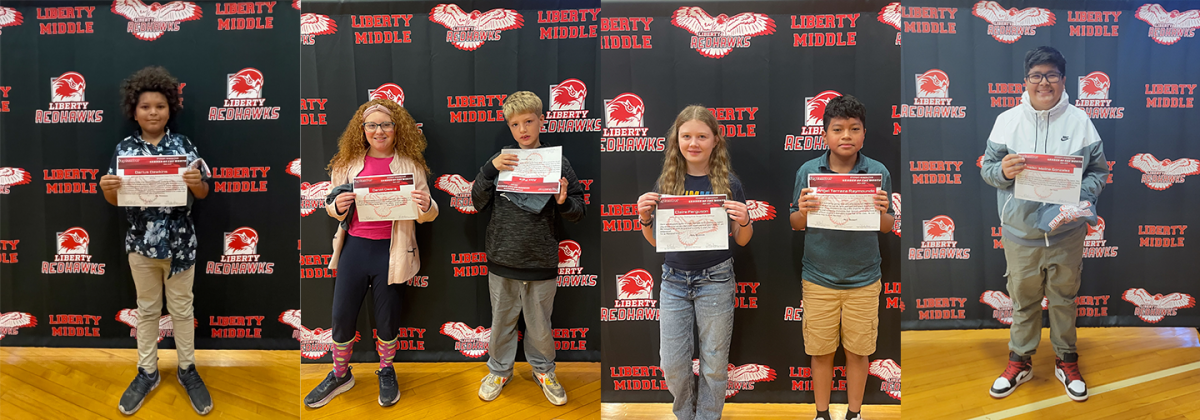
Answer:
[{"left": 326, "top": 99, "right": 430, "bottom": 176}]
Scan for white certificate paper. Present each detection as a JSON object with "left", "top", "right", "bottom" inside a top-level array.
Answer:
[
  {"left": 807, "top": 174, "right": 882, "bottom": 231},
  {"left": 1014, "top": 153, "right": 1084, "bottom": 206},
  {"left": 497, "top": 146, "right": 562, "bottom": 194},
  {"left": 117, "top": 155, "right": 187, "bottom": 207},
  {"left": 354, "top": 173, "right": 417, "bottom": 221},
  {"left": 655, "top": 194, "right": 729, "bottom": 253}
]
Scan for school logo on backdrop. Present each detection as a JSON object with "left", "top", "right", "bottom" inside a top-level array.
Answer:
[
  {"left": 868, "top": 359, "right": 902, "bottom": 400},
  {"left": 909, "top": 215, "right": 970, "bottom": 260},
  {"left": 693, "top": 361, "right": 776, "bottom": 398},
  {"left": 550, "top": 79, "right": 587, "bottom": 111},
  {"left": 228, "top": 68, "right": 263, "bottom": 99},
  {"left": 37, "top": 72, "right": 103, "bottom": 124},
  {"left": 434, "top": 174, "right": 477, "bottom": 214},
  {"left": 917, "top": 70, "right": 949, "bottom": 99},
  {"left": 544, "top": 79, "right": 601, "bottom": 133},
  {"left": 891, "top": 193, "right": 902, "bottom": 237},
  {"left": 368, "top": 83, "right": 406, "bottom": 106},
  {"left": 604, "top": 93, "right": 645, "bottom": 128},
  {"left": 117, "top": 309, "right": 196, "bottom": 342},
  {"left": 440, "top": 322, "right": 492, "bottom": 358},
  {"left": 896, "top": 69, "right": 966, "bottom": 119},
  {"left": 671, "top": 7, "right": 775, "bottom": 58},
  {"left": 210, "top": 68, "right": 280, "bottom": 120},
  {"left": 279, "top": 309, "right": 361, "bottom": 359},
  {"left": 879, "top": 2, "right": 902, "bottom": 31},
  {"left": 980, "top": 290, "right": 1015, "bottom": 325},
  {"left": 206, "top": 227, "right": 274, "bottom": 274},
  {"left": 1084, "top": 216, "right": 1119, "bottom": 258},
  {"left": 1122, "top": 288, "right": 1195, "bottom": 323},
  {"left": 0, "top": 167, "right": 31, "bottom": 194},
  {"left": 1129, "top": 153, "right": 1199, "bottom": 190},
  {"left": 972, "top": 1, "right": 1055, "bottom": 44},
  {"left": 429, "top": 4, "right": 523, "bottom": 51},
  {"left": 746, "top": 200, "right": 776, "bottom": 221},
  {"left": 43, "top": 227, "right": 105, "bottom": 274},
  {"left": 1075, "top": 71, "right": 1124, "bottom": 119},
  {"left": 602, "top": 93, "right": 665, "bottom": 152},
  {"left": 784, "top": 90, "right": 840, "bottom": 151},
  {"left": 0, "top": 7, "right": 23, "bottom": 35},
  {"left": 558, "top": 240, "right": 581, "bottom": 267},
  {"left": 286, "top": 158, "right": 301, "bottom": 178},
  {"left": 0, "top": 312, "right": 37, "bottom": 340},
  {"left": 301, "top": 181, "right": 330, "bottom": 217},
  {"left": 602, "top": 269, "right": 659, "bottom": 321},
  {"left": 300, "top": 12, "right": 336, "bottom": 44},
  {"left": 1135, "top": 4, "right": 1200, "bottom": 45},
  {"left": 557, "top": 240, "right": 596, "bottom": 287},
  {"left": 112, "top": 0, "right": 202, "bottom": 41}
]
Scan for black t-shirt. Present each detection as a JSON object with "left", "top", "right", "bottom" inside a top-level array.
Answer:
[{"left": 661, "top": 174, "right": 746, "bottom": 271}]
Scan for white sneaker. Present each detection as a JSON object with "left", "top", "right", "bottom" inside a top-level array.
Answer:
[
  {"left": 478, "top": 373, "right": 509, "bottom": 402},
  {"left": 534, "top": 371, "right": 567, "bottom": 406}
]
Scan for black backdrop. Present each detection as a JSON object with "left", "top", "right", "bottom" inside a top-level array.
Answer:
[
  {"left": 901, "top": 0, "right": 1200, "bottom": 330},
  {"left": 299, "top": 0, "right": 602, "bottom": 364},
  {"left": 0, "top": 0, "right": 301, "bottom": 350},
  {"left": 599, "top": 0, "right": 902, "bottom": 404}
]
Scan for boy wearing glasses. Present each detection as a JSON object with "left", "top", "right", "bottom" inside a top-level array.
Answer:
[{"left": 980, "top": 46, "right": 1109, "bottom": 402}]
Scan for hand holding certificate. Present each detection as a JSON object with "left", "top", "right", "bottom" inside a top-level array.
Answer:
[
  {"left": 497, "top": 146, "right": 562, "bottom": 194},
  {"left": 117, "top": 155, "right": 188, "bottom": 207},
  {"left": 354, "top": 173, "right": 418, "bottom": 221},
  {"left": 655, "top": 194, "right": 729, "bottom": 252},
  {"left": 1014, "top": 153, "right": 1083, "bottom": 206},
  {"left": 806, "top": 174, "right": 882, "bottom": 231}
]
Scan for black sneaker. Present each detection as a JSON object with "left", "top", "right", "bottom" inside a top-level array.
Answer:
[
  {"left": 377, "top": 366, "right": 400, "bottom": 407},
  {"left": 118, "top": 368, "right": 160, "bottom": 415},
  {"left": 177, "top": 364, "right": 213, "bottom": 415},
  {"left": 989, "top": 351, "right": 1033, "bottom": 398},
  {"left": 304, "top": 366, "right": 355, "bottom": 408},
  {"left": 1055, "top": 353, "right": 1088, "bottom": 402}
]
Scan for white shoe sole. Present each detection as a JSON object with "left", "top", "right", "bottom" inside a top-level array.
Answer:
[
  {"left": 1055, "top": 367, "right": 1089, "bottom": 402},
  {"left": 306, "top": 376, "right": 355, "bottom": 408},
  {"left": 989, "top": 370, "right": 1032, "bottom": 398},
  {"left": 118, "top": 374, "right": 161, "bottom": 415},
  {"left": 539, "top": 385, "right": 568, "bottom": 406}
]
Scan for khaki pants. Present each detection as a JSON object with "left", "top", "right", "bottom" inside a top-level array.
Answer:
[
  {"left": 129, "top": 253, "right": 196, "bottom": 372},
  {"left": 1002, "top": 227, "right": 1086, "bottom": 358}
]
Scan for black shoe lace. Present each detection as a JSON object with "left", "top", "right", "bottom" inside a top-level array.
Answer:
[
  {"left": 131, "top": 372, "right": 155, "bottom": 393},
  {"left": 179, "top": 369, "right": 205, "bottom": 391}
]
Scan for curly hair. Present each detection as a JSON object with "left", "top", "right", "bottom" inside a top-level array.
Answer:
[
  {"left": 657, "top": 105, "right": 734, "bottom": 197},
  {"left": 822, "top": 94, "right": 867, "bottom": 131},
  {"left": 119, "top": 66, "right": 182, "bottom": 122},
  {"left": 326, "top": 99, "right": 431, "bottom": 177}
]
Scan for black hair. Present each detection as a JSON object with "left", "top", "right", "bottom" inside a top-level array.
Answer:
[
  {"left": 1024, "top": 46, "right": 1066, "bottom": 77},
  {"left": 119, "top": 66, "right": 182, "bottom": 122},
  {"left": 823, "top": 94, "right": 866, "bottom": 130}
]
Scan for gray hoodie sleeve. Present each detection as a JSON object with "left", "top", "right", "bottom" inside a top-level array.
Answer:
[
  {"left": 981, "top": 121, "right": 1014, "bottom": 190},
  {"left": 1078, "top": 126, "right": 1108, "bottom": 204}
]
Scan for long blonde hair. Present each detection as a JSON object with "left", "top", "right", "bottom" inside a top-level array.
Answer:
[
  {"left": 326, "top": 99, "right": 430, "bottom": 176},
  {"left": 656, "top": 105, "right": 733, "bottom": 196}
]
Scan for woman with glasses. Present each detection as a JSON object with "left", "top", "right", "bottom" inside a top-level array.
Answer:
[{"left": 304, "top": 99, "right": 439, "bottom": 409}]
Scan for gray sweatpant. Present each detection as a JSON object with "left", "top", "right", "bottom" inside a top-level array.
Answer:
[
  {"left": 486, "top": 273, "right": 557, "bottom": 377},
  {"left": 1001, "top": 227, "right": 1086, "bottom": 358}
]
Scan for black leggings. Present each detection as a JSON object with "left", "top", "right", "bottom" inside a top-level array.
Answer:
[{"left": 331, "top": 235, "right": 404, "bottom": 343}]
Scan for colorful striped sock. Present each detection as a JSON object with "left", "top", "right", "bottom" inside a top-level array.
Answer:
[
  {"left": 332, "top": 341, "right": 353, "bottom": 378},
  {"left": 377, "top": 337, "right": 399, "bottom": 369}
]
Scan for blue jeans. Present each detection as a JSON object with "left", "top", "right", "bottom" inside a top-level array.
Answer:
[{"left": 659, "top": 258, "right": 736, "bottom": 420}]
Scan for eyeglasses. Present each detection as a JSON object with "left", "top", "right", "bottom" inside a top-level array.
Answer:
[
  {"left": 1025, "top": 72, "right": 1062, "bottom": 84},
  {"left": 362, "top": 122, "right": 396, "bottom": 132}
]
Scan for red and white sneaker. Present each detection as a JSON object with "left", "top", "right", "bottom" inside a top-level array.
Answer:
[
  {"left": 1055, "top": 353, "right": 1088, "bottom": 401},
  {"left": 989, "top": 352, "right": 1033, "bottom": 398}
]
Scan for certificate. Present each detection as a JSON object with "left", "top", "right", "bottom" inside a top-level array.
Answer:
[
  {"left": 655, "top": 194, "right": 728, "bottom": 253},
  {"left": 1014, "top": 153, "right": 1083, "bottom": 206},
  {"left": 807, "top": 174, "right": 882, "bottom": 231},
  {"left": 117, "top": 155, "right": 187, "bottom": 207},
  {"left": 354, "top": 173, "right": 417, "bottom": 221},
  {"left": 497, "top": 146, "right": 562, "bottom": 194}
]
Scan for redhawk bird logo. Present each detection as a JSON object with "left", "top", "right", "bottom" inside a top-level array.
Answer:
[
  {"left": 116, "top": 309, "right": 196, "bottom": 343},
  {"left": 1136, "top": 4, "right": 1200, "bottom": 45},
  {"left": 878, "top": 2, "right": 901, "bottom": 30},
  {"left": 605, "top": 93, "right": 645, "bottom": 128},
  {"left": 1128, "top": 153, "right": 1200, "bottom": 190},
  {"left": 286, "top": 158, "right": 301, "bottom": 178},
  {"left": 293, "top": 0, "right": 300, "bottom": 10},
  {"left": 805, "top": 90, "right": 842, "bottom": 127},
  {"left": 52, "top": 72, "right": 87, "bottom": 102},
  {"left": 224, "top": 227, "right": 259, "bottom": 255},
  {"left": 439, "top": 322, "right": 492, "bottom": 358},
  {"left": 550, "top": 79, "right": 587, "bottom": 111},
  {"left": 558, "top": 240, "right": 581, "bottom": 268},
  {"left": 57, "top": 227, "right": 90, "bottom": 255},
  {"left": 671, "top": 7, "right": 775, "bottom": 58},
  {"left": 891, "top": 193, "right": 901, "bottom": 237},
  {"left": 868, "top": 359, "right": 902, "bottom": 400},
  {"left": 279, "top": 309, "right": 360, "bottom": 359},
  {"left": 434, "top": 174, "right": 477, "bottom": 214},
  {"left": 111, "top": 0, "right": 202, "bottom": 41},
  {"left": 692, "top": 360, "right": 776, "bottom": 398},
  {"left": 1086, "top": 216, "right": 1105, "bottom": 240},
  {"left": 972, "top": 1, "right": 1055, "bottom": 43},
  {"left": 746, "top": 200, "right": 776, "bottom": 221},
  {"left": 916, "top": 70, "right": 949, "bottom": 98},
  {"left": 980, "top": 290, "right": 1015, "bottom": 325},
  {"left": 617, "top": 269, "right": 654, "bottom": 300},
  {"left": 922, "top": 215, "right": 955, "bottom": 241},
  {"left": 0, "top": 312, "right": 36, "bottom": 340},
  {"left": 301, "top": 181, "right": 331, "bottom": 217},
  {"left": 428, "top": 4, "right": 523, "bottom": 51},
  {"left": 0, "top": 167, "right": 32, "bottom": 189},
  {"left": 301, "top": 13, "right": 337, "bottom": 36},
  {"left": 1078, "top": 71, "right": 1111, "bottom": 100},
  {"left": 1123, "top": 288, "right": 1195, "bottom": 323},
  {"left": 0, "top": 7, "right": 24, "bottom": 35},
  {"left": 227, "top": 68, "right": 264, "bottom": 99},
  {"left": 369, "top": 83, "right": 405, "bottom": 106}
]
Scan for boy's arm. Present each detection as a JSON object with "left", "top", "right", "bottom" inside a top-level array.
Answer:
[
  {"left": 980, "top": 120, "right": 1014, "bottom": 190},
  {"left": 102, "top": 148, "right": 120, "bottom": 206},
  {"left": 414, "top": 168, "right": 439, "bottom": 223},
  {"left": 182, "top": 139, "right": 209, "bottom": 199},
  {"left": 1079, "top": 127, "right": 1108, "bottom": 204},
  {"left": 879, "top": 169, "right": 895, "bottom": 233},
  {"left": 557, "top": 159, "right": 586, "bottom": 223},
  {"left": 789, "top": 169, "right": 807, "bottom": 230},
  {"left": 471, "top": 152, "right": 502, "bottom": 212}
]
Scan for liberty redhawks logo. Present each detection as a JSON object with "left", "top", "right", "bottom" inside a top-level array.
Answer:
[
  {"left": 301, "top": 181, "right": 330, "bottom": 217},
  {"left": 224, "top": 227, "right": 259, "bottom": 255},
  {"left": 0, "top": 167, "right": 32, "bottom": 194},
  {"left": 440, "top": 322, "right": 491, "bottom": 358},
  {"left": 301, "top": 13, "right": 337, "bottom": 36},
  {"left": 671, "top": 7, "right": 775, "bottom": 59},
  {"left": 916, "top": 70, "right": 950, "bottom": 99},
  {"left": 57, "top": 227, "right": 90, "bottom": 255},
  {"left": 1078, "top": 71, "right": 1111, "bottom": 100},
  {"left": 980, "top": 290, "right": 1015, "bottom": 325},
  {"left": 868, "top": 359, "right": 902, "bottom": 400},
  {"left": 922, "top": 215, "right": 955, "bottom": 241},
  {"left": 52, "top": 72, "right": 87, "bottom": 103},
  {"left": 434, "top": 174, "right": 477, "bottom": 214},
  {"left": 1129, "top": 153, "right": 1199, "bottom": 190},
  {"left": 112, "top": 0, "right": 202, "bottom": 41},
  {"left": 278, "top": 309, "right": 361, "bottom": 359},
  {"left": 746, "top": 200, "right": 776, "bottom": 221},
  {"left": 878, "top": 3, "right": 901, "bottom": 30},
  {"left": 618, "top": 269, "right": 654, "bottom": 300},
  {"left": 972, "top": 1, "right": 1055, "bottom": 44},
  {"left": 0, "top": 312, "right": 36, "bottom": 340},
  {"left": 550, "top": 79, "right": 587, "bottom": 111},
  {"left": 558, "top": 240, "right": 581, "bottom": 267},
  {"left": 368, "top": 83, "right": 405, "bottom": 106},
  {"left": 293, "top": 0, "right": 299, "bottom": 10},
  {"left": 891, "top": 193, "right": 902, "bottom": 237},
  {"left": 692, "top": 360, "right": 776, "bottom": 398},
  {"left": 429, "top": 4, "right": 523, "bottom": 51},
  {"left": 1135, "top": 4, "right": 1200, "bottom": 45},
  {"left": 1086, "top": 216, "right": 1106, "bottom": 240},
  {"left": 286, "top": 158, "right": 301, "bottom": 178},
  {"left": 117, "top": 309, "right": 196, "bottom": 343},
  {"left": 227, "top": 68, "right": 264, "bottom": 99},
  {"left": 805, "top": 90, "right": 842, "bottom": 127},
  {"left": 1123, "top": 288, "right": 1195, "bottom": 323},
  {"left": 605, "top": 93, "right": 645, "bottom": 128},
  {"left": 0, "top": 7, "right": 23, "bottom": 35}
]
